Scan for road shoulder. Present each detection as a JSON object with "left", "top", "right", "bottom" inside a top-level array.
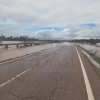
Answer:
[{"left": 76, "top": 45, "right": 100, "bottom": 100}]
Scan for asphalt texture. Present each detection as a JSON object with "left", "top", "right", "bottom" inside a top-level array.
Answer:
[{"left": 0, "top": 43, "right": 100, "bottom": 100}]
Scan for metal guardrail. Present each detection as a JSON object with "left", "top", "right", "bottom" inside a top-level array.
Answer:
[{"left": 0, "top": 42, "right": 50, "bottom": 48}]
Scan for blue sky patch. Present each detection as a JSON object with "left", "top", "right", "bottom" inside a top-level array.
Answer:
[
  {"left": 18, "top": 28, "right": 36, "bottom": 32},
  {"left": 37, "top": 27, "right": 64, "bottom": 32},
  {"left": 0, "top": 24, "right": 10, "bottom": 27},
  {"left": 18, "top": 27, "right": 64, "bottom": 33},
  {"left": 80, "top": 23, "right": 97, "bottom": 29}
]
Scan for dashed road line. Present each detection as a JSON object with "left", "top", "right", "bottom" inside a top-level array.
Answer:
[
  {"left": 0, "top": 45, "right": 64, "bottom": 65},
  {"left": 74, "top": 46, "right": 95, "bottom": 100},
  {"left": 40, "top": 55, "right": 53, "bottom": 63},
  {"left": 0, "top": 48, "right": 50, "bottom": 65},
  {"left": 56, "top": 51, "right": 60, "bottom": 53},
  {"left": 0, "top": 54, "right": 54, "bottom": 87},
  {"left": 0, "top": 68, "right": 30, "bottom": 87},
  {"left": 0, "top": 47, "right": 64, "bottom": 87},
  {"left": 56, "top": 46, "right": 65, "bottom": 54},
  {"left": 16, "top": 68, "right": 30, "bottom": 78}
]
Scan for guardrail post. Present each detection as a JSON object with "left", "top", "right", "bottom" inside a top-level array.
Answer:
[
  {"left": 30, "top": 43, "right": 32, "bottom": 46},
  {"left": 24, "top": 43, "right": 27, "bottom": 47},
  {"left": 16, "top": 44, "right": 19, "bottom": 48},
  {"left": 5, "top": 44, "right": 8, "bottom": 49}
]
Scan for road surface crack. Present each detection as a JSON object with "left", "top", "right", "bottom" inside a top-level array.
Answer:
[{"left": 0, "top": 92, "right": 40, "bottom": 100}]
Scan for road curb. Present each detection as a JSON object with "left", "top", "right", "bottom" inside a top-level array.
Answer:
[
  {"left": 74, "top": 46, "right": 95, "bottom": 100},
  {"left": 81, "top": 49, "right": 100, "bottom": 69},
  {"left": 0, "top": 44, "right": 61, "bottom": 65},
  {"left": 0, "top": 49, "right": 47, "bottom": 65}
]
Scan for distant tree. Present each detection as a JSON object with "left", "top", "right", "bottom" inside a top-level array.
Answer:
[
  {"left": 20, "top": 36, "right": 34, "bottom": 44},
  {"left": 20, "top": 36, "right": 28, "bottom": 43},
  {"left": 0, "top": 38, "right": 2, "bottom": 44}
]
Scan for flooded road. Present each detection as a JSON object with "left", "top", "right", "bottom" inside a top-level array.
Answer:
[
  {"left": 1, "top": 41, "right": 21, "bottom": 44},
  {"left": 0, "top": 42, "right": 61, "bottom": 61}
]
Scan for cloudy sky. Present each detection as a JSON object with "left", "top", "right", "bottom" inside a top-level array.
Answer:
[{"left": 0, "top": 0, "right": 100, "bottom": 40}]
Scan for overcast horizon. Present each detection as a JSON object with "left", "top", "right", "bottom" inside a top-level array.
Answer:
[{"left": 0, "top": 0, "right": 100, "bottom": 40}]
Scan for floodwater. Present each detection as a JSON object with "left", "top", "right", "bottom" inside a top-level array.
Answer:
[
  {"left": 0, "top": 41, "right": 63, "bottom": 62},
  {"left": 78, "top": 44, "right": 100, "bottom": 57},
  {"left": 1, "top": 41, "right": 21, "bottom": 44}
]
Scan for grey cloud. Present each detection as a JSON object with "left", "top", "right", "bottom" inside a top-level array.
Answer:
[
  {"left": 1, "top": 0, "right": 100, "bottom": 24},
  {"left": 0, "top": 0, "right": 100, "bottom": 39}
]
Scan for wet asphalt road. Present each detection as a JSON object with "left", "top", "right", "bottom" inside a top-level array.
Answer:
[{"left": 0, "top": 43, "right": 100, "bottom": 100}]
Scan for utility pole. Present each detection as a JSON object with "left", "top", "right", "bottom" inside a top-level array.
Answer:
[
  {"left": 0, "top": 34, "right": 3, "bottom": 44},
  {"left": 44, "top": 36, "right": 45, "bottom": 44}
]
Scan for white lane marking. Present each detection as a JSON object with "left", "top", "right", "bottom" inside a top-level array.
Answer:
[
  {"left": 56, "top": 46, "right": 65, "bottom": 54},
  {"left": 0, "top": 68, "right": 30, "bottom": 87},
  {"left": 56, "top": 51, "right": 60, "bottom": 53},
  {"left": 0, "top": 45, "right": 63, "bottom": 65},
  {"left": 0, "top": 46, "right": 65, "bottom": 87},
  {"left": 16, "top": 69, "right": 30, "bottom": 78},
  {"left": 0, "top": 49, "right": 48, "bottom": 65},
  {"left": 0, "top": 46, "right": 63, "bottom": 87},
  {"left": 0, "top": 54, "right": 54, "bottom": 87},
  {"left": 74, "top": 46, "right": 95, "bottom": 100},
  {"left": 40, "top": 55, "right": 53, "bottom": 63}
]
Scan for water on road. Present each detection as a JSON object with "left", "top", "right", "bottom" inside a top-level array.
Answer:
[{"left": 0, "top": 43, "right": 61, "bottom": 61}]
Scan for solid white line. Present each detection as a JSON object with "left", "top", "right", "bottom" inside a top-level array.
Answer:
[{"left": 74, "top": 46, "right": 95, "bottom": 100}]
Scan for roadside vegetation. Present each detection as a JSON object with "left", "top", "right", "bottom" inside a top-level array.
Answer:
[
  {"left": 89, "top": 53, "right": 100, "bottom": 64},
  {"left": 78, "top": 45, "right": 100, "bottom": 64},
  {"left": 88, "top": 53, "right": 100, "bottom": 78}
]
